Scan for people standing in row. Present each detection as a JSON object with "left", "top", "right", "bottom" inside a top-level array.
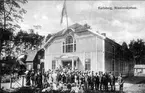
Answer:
[{"left": 25, "top": 68, "right": 123, "bottom": 92}]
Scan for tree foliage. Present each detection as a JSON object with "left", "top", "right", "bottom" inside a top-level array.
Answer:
[
  {"left": 121, "top": 42, "right": 132, "bottom": 61},
  {"left": 128, "top": 39, "right": 145, "bottom": 64},
  {"left": 0, "top": 0, "right": 27, "bottom": 30},
  {"left": 1, "top": 29, "right": 44, "bottom": 60},
  {"left": 0, "top": 0, "right": 27, "bottom": 55},
  {"left": 14, "top": 29, "right": 45, "bottom": 50}
]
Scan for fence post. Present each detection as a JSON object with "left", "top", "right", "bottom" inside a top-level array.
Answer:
[
  {"left": 22, "top": 75, "right": 25, "bottom": 87},
  {"left": 10, "top": 76, "right": 12, "bottom": 88}
]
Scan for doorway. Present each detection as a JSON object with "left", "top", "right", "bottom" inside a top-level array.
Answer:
[{"left": 62, "top": 60, "right": 72, "bottom": 69}]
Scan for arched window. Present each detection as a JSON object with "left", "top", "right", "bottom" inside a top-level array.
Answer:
[{"left": 63, "top": 36, "right": 76, "bottom": 53}]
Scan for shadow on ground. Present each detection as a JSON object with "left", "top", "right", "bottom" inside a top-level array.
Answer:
[
  {"left": 124, "top": 76, "right": 145, "bottom": 84},
  {"left": 1, "top": 88, "right": 125, "bottom": 93},
  {"left": 136, "top": 79, "right": 145, "bottom": 84}
]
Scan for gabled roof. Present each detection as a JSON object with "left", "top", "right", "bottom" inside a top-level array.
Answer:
[
  {"left": 134, "top": 65, "right": 145, "bottom": 69},
  {"left": 51, "top": 23, "right": 87, "bottom": 37},
  {"left": 26, "top": 50, "right": 38, "bottom": 62},
  {"left": 43, "top": 23, "right": 105, "bottom": 48}
]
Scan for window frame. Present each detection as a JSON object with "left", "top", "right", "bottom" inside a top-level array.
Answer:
[
  {"left": 63, "top": 35, "right": 76, "bottom": 53},
  {"left": 52, "top": 60, "right": 56, "bottom": 69},
  {"left": 85, "top": 59, "right": 91, "bottom": 70}
]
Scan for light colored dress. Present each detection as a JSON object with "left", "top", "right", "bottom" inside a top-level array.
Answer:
[
  {"left": 48, "top": 73, "right": 53, "bottom": 83},
  {"left": 52, "top": 72, "right": 57, "bottom": 83},
  {"left": 75, "top": 75, "right": 78, "bottom": 84}
]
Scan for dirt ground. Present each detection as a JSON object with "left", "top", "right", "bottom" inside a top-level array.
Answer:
[{"left": 123, "top": 76, "right": 145, "bottom": 93}]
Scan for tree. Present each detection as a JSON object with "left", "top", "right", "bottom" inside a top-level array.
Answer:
[
  {"left": 0, "top": 0, "right": 27, "bottom": 88},
  {"left": 128, "top": 39, "right": 145, "bottom": 64},
  {"left": 122, "top": 42, "right": 133, "bottom": 60},
  {"left": 0, "top": 0, "right": 27, "bottom": 55},
  {"left": 0, "top": 0, "right": 27, "bottom": 30},
  {"left": 122, "top": 42, "right": 128, "bottom": 50},
  {"left": 14, "top": 29, "right": 45, "bottom": 51}
]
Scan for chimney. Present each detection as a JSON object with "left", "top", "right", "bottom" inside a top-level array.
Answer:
[
  {"left": 96, "top": 31, "right": 99, "bottom": 33},
  {"left": 101, "top": 33, "right": 106, "bottom": 36},
  {"left": 84, "top": 24, "right": 90, "bottom": 29}
]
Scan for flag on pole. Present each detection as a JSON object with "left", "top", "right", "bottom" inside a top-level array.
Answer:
[
  {"left": 60, "top": 0, "right": 66, "bottom": 24},
  {"left": 60, "top": 0, "right": 68, "bottom": 27}
]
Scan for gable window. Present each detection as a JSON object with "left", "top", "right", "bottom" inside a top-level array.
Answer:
[{"left": 63, "top": 36, "right": 76, "bottom": 53}]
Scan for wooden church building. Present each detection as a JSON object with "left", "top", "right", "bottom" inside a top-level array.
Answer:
[{"left": 43, "top": 23, "right": 134, "bottom": 76}]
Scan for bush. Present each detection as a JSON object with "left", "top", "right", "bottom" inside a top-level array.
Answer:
[{"left": 1, "top": 74, "right": 18, "bottom": 83}]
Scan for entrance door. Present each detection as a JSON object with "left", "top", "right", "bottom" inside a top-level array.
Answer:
[{"left": 62, "top": 61, "right": 72, "bottom": 69}]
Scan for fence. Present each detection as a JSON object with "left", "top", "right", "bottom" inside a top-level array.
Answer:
[{"left": 10, "top": 75, "right": 27, "bottom": 88}]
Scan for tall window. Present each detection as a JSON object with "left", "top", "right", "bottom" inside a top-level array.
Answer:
[
  {"left": 112, "top": 59, "right": 115, "bottom": 71},
  {"left": 85, "top": 59, "right": 91, "bottom": 70},
  {"left": 52, "top": 60, "right": 56, "bottom": 69},
  {"left": 63, "top": 36, "right": 76, "bottom": 53}
]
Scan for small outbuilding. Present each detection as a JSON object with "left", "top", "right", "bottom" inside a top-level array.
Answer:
[
  {"left": 134, "top": 65, "right": 145, "bottom": 76},
  {"left": 26, "top": 50, "right": 37, "bottom": 70}
]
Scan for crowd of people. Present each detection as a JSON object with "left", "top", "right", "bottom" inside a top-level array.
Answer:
[{"left": 25, "top": 68, "right": 124, "bottom": 93}]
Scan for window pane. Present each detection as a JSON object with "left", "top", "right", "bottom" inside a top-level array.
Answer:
[
  {"left": 68, "top": 45, "right": 71, "bottom": 52},
  {"left": 74, "top": 44, "right": 76, "bottom": 52},
  {"left": 69, "top": 44, "right": 73, "bottom": 52},
  {"left": 74, "top": 40, "right": 76, "bottom": 43},
  {"left": 88, "top": 64, "right": 90, "bottom": 70},
  {"left": 52, "top": 60, "right": 56, "bottom": 69},
  {"left": 85, "top": 59, "right": 91, "bottom": 70},
  {"left": 85, "top": 64, "right": 87, "bottom": 70},
  {"left": 63, "top": 45, "right": 66, "bottom": 53},
  {"left": 66, "top": 36, "right": 73, "bottom": 44},
  {"left": 66, "top": 44, "right": 73, "bottom": 52},
  {"left": 66, "top": 45, "right": 68, "bottom": 52}
]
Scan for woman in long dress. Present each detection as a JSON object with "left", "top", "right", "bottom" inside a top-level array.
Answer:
[
  {"left": 74, "top": 73, "right": 78, "bottom": 85},
  {"left": 48, "top": 71, "right": 53, "bottom": 84}
]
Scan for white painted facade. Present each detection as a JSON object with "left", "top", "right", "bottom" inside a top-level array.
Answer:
[{"left": 44, "top": 26, "right": 105, "bottom": 72}]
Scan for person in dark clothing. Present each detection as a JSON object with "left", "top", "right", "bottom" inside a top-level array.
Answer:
[
  {"left": 66, "top": 73, "right": 69, "bottom": 84},
  {"left": 94, "top": 72, "right": 99, "bottom": 90},
  {"left": 68, "top": 74, "right": 71, "bottom": 83},
  {"left": 62, "top": 73, "right": 66, "bottom": 83},
  {"left": 57, "top": 72, "right": 61, "bottom": 83},
  {"left": 110, "top": 73, "right": 116, "bottom": 91},
  {"left": 81, "top": 74, "right": 85, "bottom": 85},
  {"left": 71, "top": 73, "right": 75, "bottom": 83},
  {"left": 26, "top": 70, "right": 31, "bottom": 86},
  {"left": 76, "top": 74, "right": 79, "bottom": 85},
  {"left": 101, "top": 74, "right": 105, "bottom": 90},
  {"left": 36, "top": 70, "right": 42, "bottom": 88},
  {"left": 88, "top": 74, "right": 92, "bottom": 90},
  {"left": 91, "top": 72, "right": 95, "bottom": 90},
  {"left": 104, "top": 73, "right": 108, "bottom": 91}
]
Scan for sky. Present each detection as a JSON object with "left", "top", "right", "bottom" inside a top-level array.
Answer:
[{"left": 19, "top": 0, "right": 145, "bottom": 44}]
